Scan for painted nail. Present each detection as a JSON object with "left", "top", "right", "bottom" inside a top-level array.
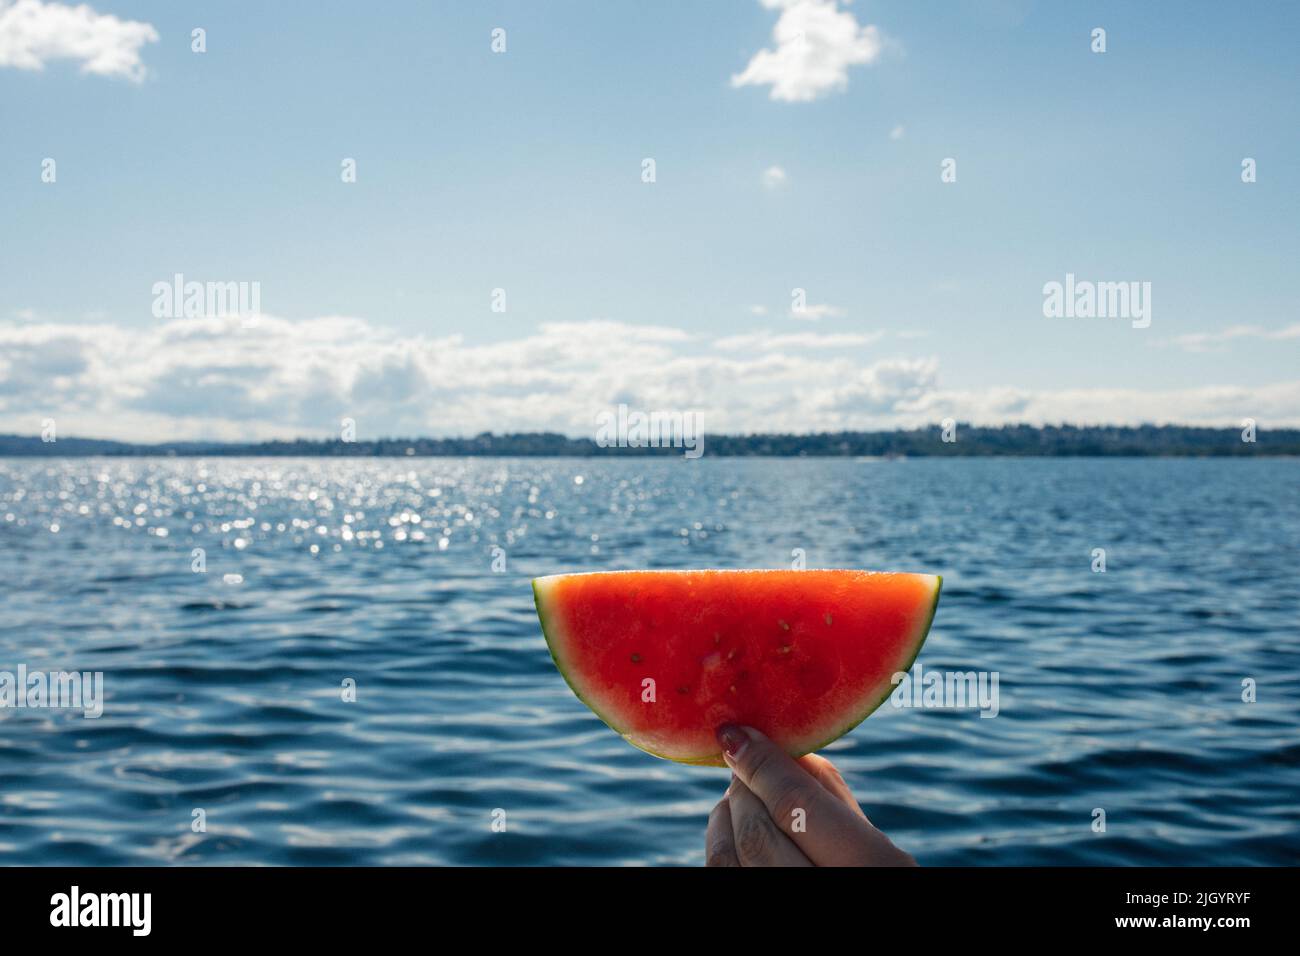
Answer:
[{"left": 716, "top": 724, "right": 748, "bottom": 759}]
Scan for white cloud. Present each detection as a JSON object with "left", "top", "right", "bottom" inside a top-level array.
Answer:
[
  {"left": 732, "top": 0, "right": 885, "bottom": 103},
  {"left": 762, "top": 165, "right": 788, "bottom": 188},
  {"left": 1169, "top": 323, "right": 1300, "bottom": 352},
  {"left": 889, "top": 124, "right": 905, "bottom": 140},
  {"left": 1, "top": 315, "right": 1297, "bottom": 442},
  {"left": 813, "top": 357, "right": 938, "bottom": 416},
  {"left": 790, "top": 302, "right": 846, "bottom": 321},
  {"left": 0, "top": 0, "right": 158, "bottom": 82}
]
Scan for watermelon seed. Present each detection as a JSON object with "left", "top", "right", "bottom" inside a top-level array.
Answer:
[
  {"left": 729, "top": 685, "right": 737, "bottom": 695},
  {"left": 726, "top": 648, "right": 739, "bottom": 661},
  {"left": 778, "top": 645, "right": 791, "bottom": 655},
  {"left": 630, "top": 653, "right": 642, "bottom": 663},
  {"left": 824, "top": 613, "right": 833, "bottom": 626},
  {"left": 779, "top": 620, "right": 790, "bottom": 631},
  {"left": 713, "top": 633, "right": 721, "bottom": 645},
  {"left": 676, "top": 685, "right": 689, "bottom": 694}
]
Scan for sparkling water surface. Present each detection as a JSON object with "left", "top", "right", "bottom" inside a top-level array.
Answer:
[{"left": 1, "top": 457, "right": 1297, "bottom": 866}]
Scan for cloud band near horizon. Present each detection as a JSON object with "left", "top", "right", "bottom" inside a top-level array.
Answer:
[{"left": 1, "top": 316, "right": 1295, "bottom": 444}]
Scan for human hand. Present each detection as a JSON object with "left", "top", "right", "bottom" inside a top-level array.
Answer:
[{"left": 705, "top": 724, "right": 917, "bottom": 866}]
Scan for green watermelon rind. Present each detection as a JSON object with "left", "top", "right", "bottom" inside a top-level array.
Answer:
[{"left": 533, "top": 572, "right": 942, "bottom": 767}]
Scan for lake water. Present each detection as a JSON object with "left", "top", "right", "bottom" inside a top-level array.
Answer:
[{"left": 0, "top": 457, "right": 1296, "bottom": 866}]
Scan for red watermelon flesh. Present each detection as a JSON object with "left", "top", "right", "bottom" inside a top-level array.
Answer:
[{"left": 532, "top": 570, "right": 941, "bottom": 766}]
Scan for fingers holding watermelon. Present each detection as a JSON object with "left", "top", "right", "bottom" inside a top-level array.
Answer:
[
  {"left": 796, "top": 753, "right": 867, "bottom": 820},
  {"left": 705, "top": 796, "right": 741, "bottom": 867},
  {"left": 710, "top": 724, "right": 916, "bottom": 867},
  {"left": 723, "top": 777, "right": 813, "bottom": 867}
]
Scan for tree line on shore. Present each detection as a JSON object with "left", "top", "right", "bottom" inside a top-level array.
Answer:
[{"left": 1, "top": 424, "right": 1295, "bottom": 457}]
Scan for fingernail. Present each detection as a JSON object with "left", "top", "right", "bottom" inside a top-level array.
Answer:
[{"left": 716, "top": 724, "right": 748, "bottom": 760}]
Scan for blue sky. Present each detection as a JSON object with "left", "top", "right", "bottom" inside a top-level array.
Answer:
[{"left": 1, "top": 0, "right": 1297, "bottom": 441}]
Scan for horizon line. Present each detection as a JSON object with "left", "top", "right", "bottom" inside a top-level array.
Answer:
[
  {"left": 5, "top": 422, "right": 1298, "bottom": 444},
  {"left": 2, "top": 423, "right": 1295, "bottom": 458}
]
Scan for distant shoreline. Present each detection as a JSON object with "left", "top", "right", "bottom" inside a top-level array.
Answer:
[{"left": 3, "top": 425, "right": 1296, "bottom": 457}]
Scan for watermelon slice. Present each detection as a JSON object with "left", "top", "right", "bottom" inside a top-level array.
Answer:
[{"left": 532, "top": 570, "right": 941, "bottom": 766}]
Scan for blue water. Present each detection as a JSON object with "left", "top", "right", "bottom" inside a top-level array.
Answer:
[{"left": 0, "top": 457, "right": 1296, "bottom": 866}]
